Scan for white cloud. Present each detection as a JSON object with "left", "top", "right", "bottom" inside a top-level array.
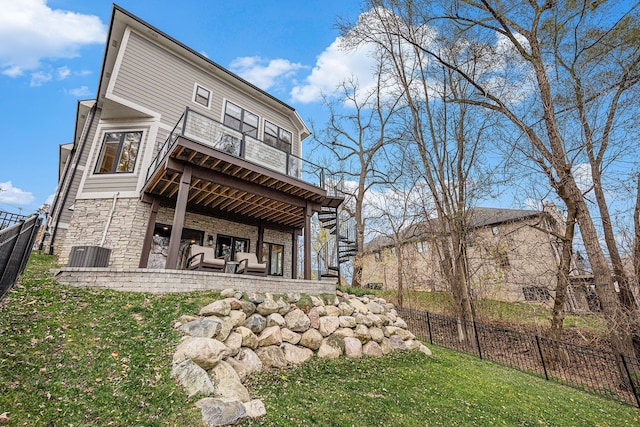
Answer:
[
  {"left": 67, "top": 85, "right": 91, "bottom": 97},
  {"left": 0, "top": 0, "right": 106, "bottom": 77},
  {"left": 0, "top": 181, "right": 35, "bottom": 205},
  {"left": 230, "top": 56, "right": 304, "bottom": 91},
  {"left": 573, "top": 163, "right": 593, "bottom": 194},
  {"left": 291, "top": 37, "right": 377, "bottom": 103},
  {"left": 57, "top": 66, "right": 71, "bottom": 80},
  {"left": 30, "top": 71, "right": 52, "bottom": 86}
]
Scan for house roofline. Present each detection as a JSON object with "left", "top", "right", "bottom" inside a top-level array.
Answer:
[{"left": 96, "top": 4, "right": 310, "bottom": 138}]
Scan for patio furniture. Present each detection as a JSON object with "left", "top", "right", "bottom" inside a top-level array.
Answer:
[
  {"left": 235, "top": 252, "right": 267, "bottom": 276},
  {"left": 186, "top": 244, "right": 225, "bottom": 272}
]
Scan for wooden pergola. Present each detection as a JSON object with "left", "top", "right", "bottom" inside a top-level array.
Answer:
[{"left": 138, "top": 136, "right": 341, "bottom": 279}]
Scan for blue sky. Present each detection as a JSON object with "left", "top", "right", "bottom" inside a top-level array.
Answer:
[{"left": 0, "top": 0, "right": 369, "bottom": 214}]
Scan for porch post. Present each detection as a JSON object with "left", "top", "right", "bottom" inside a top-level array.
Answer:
[
  {"left": 257, "top": 221, "right": 264, "bottom": 262},
  {"left": 292, "top": 228, "right": 300, "bottom": 279},
  {"left": 304, "top": 203, "right": 312, "bottom": 280},
  {"left": 166, "top": 165, "right": 192, "bottom": 269},
  {"left": 138, "top": 197, "right": 160, "bottom": 268}
]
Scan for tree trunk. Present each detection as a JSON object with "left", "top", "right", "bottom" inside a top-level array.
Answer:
[
  {"left": 549, "top": 203, "right": 577, "bottom": 342},
  {"left": 396, "top": 245, "right": 404, "bottom": 307}
]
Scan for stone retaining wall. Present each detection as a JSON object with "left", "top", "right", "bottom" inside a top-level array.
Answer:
[{"left": 53, "top": 267, "right": 336, "bottom": 295}]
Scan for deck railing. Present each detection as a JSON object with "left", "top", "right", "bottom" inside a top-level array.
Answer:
[{"left": 146, "top": 108, "right": 336, "bottom": 194}]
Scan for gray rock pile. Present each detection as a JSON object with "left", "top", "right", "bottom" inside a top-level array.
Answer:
[{"left": 171, "top": 289, "right": 432, "bottom": 426}]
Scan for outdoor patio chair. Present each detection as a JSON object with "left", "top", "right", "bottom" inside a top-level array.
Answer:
[
  {"left": 235, "top": 252, "right": 267, "bottom": 276},
  {"left": 186, "top": 244, "right": 226, "bottom": 272}
]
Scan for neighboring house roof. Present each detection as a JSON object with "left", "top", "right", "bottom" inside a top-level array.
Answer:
[{"left": 363, "top": 207, "right": 550, "bottom": 253}]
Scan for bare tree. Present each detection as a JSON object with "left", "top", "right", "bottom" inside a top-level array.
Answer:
[
  {"left": 343, "top": 0, "right": 640, "bottom": 356},
  {"left": 312, "top": 63, "right": 403, "bottom": 287}
]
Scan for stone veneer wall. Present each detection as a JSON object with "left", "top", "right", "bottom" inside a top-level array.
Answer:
[
  {"left": 59, "top": 197, "right": 296, "bottom": 276},
  {"left": 54, "top": 268, "right": 335, "bottom": 295},
  {"left": 59, "top": 197, "right": 150, "bottom": 268}
]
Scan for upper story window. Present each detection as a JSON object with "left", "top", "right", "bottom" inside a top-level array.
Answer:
[
  {"left": 193, "top": 84, "right": 211, "bottom": 108},
  {"left": 264, "top": 120, "right": 292, "bottom": 153},
  {"left": 223, "top": 101, "right": 258, "bottom": 138},
  {"left": 416, "top": 240, "right": 428, "bottom": 253},
  {"left": 95, "top": 131, "right": 142, "bottom": 174}
]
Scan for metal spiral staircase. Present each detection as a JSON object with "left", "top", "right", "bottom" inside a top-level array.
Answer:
[{"left": 317, "top": 204, "right": 358, "bottom": 283}]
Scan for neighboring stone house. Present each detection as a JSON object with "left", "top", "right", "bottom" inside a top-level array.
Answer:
[
  {"left": 361, "top": 204, "right": 591, "bottom": 304},
  {"left": 43, "top": 5, "right": 342, "bottom": 280}
]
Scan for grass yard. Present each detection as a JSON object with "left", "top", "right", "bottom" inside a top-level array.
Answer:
[{"left": 0, "top": 255, "right": 636, "bottom": 426}]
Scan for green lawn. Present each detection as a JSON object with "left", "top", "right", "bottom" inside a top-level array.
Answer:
[{"left": 0, "top": 255, "right": 636, "bottom": 426}]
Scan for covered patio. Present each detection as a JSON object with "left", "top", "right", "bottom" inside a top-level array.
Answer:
[{"left": 138, "top": 108, "right": 342, "bottom": 280}]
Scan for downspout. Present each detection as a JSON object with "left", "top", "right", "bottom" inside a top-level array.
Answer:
[
  {"left": 100, "top": 192, "right": 119, "bottom": 247},
  {"left": 48, "top": 103, "right": 98, "bottom": 254}
]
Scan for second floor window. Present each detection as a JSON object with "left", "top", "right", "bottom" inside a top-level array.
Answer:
[
  {"left": 95, "top": 131, "right": 142, "bottom": 174},
  {"left": 224, "top": 101, "right": 258, "bottom": 138},
  {"left": 193, "top": 84, "right": 211, "bottom": 108},
  {"left": 264, "top": 120, "right": 292, "bottom": 153}
]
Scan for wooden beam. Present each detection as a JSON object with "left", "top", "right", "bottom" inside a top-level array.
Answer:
[
  {"left": 138, "top": 197, "right": 160, "bottom": 268},
  {"left": 166, "top": 166, "right": 192, "bottom": 269}
]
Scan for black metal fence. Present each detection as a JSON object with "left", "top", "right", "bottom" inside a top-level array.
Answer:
[
  {"left": 397, "top": 306, "right": 640, "bottom": 408},
  {"left": 0, "top": 210, "right": 28, "bottom": 229},
  {"left": 0, "top": 214, "right": 41, "bottom": 300}
]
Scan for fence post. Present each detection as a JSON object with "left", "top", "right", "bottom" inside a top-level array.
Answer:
[
  {"left": 0, "top": 219, "right": 27, "bottom": 288},
  {"left": 535, "top": 335, "right": 549, "bottom": 381},
  {"left": 620, "top": 354, "right": 640, "bottom": 408},
  {"left": 426, "top": 311, "right": 433, "bottom": 345},
  {"left": 472, "top": 320, "right": 482, "bottom": 359}
]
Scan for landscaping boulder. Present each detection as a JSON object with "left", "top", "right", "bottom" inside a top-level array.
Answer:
[
  {"left": 196, "top": 397, "right": 246, "bottom": 427},
  {"left": 235, "top": 326, "right": 258, "bottom": 349},
  {"left": 200, "top": 300, "right": 231, "bottom": 317},
  {"left": 171, "top": 359, "right": 214, "bottom": 398},
  {"left": 284, "top": 308, "right": 311, "bottom": 332},
  {"left": 319, "top": 316, "right": 340, "bottom": 337},
  {"left": 344, "top": 337, "right": 363, "bottom": 359},
  {"left": 282, "top": 342, "right": 313, "bottom": 365},
  {"left": 173, "top": 337, "right": 228, "bottom": 370},
  {"left": 280, "top": 328, "right": 301, "bottom": 345},
  {"left": 244, "top": 314, "right": 267, "bottom": 334},
  {"left": 211, "top": 360, "right": 250, "bottom": 402},
  {"left": 244, "top": 399, "right": 266, "bottom": 419},
  {"left": 362, "top": 340, "right": 383, "bottom": 357},
  {"left": 180, "top": 318, "right": 222, "bottom": 338},
  {"left": 228, "top": 348, "right": 262, "bottom": 382},
  {"left": 299, "top": 328, "right": 323, "bottom": 350},
  {"left": 255, "top": 345, "right": 288, "bottom": 368},
  {"left": 257, "top": 325, "right": 282, "bottom": 347}
]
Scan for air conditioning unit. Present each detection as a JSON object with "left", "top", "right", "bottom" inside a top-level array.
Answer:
[{"left": 67, "top": 246, "right": 111, "bottom": 267}]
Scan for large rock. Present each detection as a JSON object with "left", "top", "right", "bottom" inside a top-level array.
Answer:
[
  {"left": 419, "top": 344, "right": 433, "bottom": 356},
  {"left": 280, "top": 328, "right": 301, "bottom": 345},
  {"left": 380, "top": 337, "right": 393, "bottom": 355},
  {"left": 171, "top": 359, "right": 215, "bottom": 398},
  {"left": 405, "top": 339, "right": 422, "bottom": 351},
  {"left": 223, "top": 332, "right": 243, "bottom": 357},
  {"left": 228, "top": 348, "right": 262, "bottom": 382},
  {"left": 255, "top": 345, "right": 288, "bottom": 368},
  {"left": 348, "top": 298, "right": 369, "bottom": 314},
  {"left": 382, "top": 325, "right": 398, "bottom": 338},
  {"left": 333, "top": 328, "right": 355, "bottom": 338},
  {"left": 173, "top": 337, "right": 228, "bottom": 370},
  {"left": 324, "top": 305, "right": 342, "bottom": 317},
  {"left": 362, "top": 341, "right": 383, "bottom": 357},
  {"left": 344, "top": 337, "right": 363, "bottom": 359},
  {"left": 257, "top": 325, "right": 282, "bottom": 347},
  {"left": 319, "top": 316, "right": 340, "bottom": 337},
  {"left": 180, "top": 318, "right": 222, "bottom": 338},
  {"left": 256, "top": 299, "right": 281, "bottom": 316},
  {"left": 338, "top": 302, "right": 354, "bottom": 316},
  {"left": 196, "top": 397, "right": 246, "bottom": 427},
  {"left": 307, "top": 307, "right": 320, "bottom": 329},
  {"left": 282, "top": 343, "right": 314, "bottom": 365},
  {"left": 276, "top": 298, "right": 290, "bottom": 315},
  {"left": 389, "top": 334, "right": 407, "bottom": 351},
  {"left": 310, "top": 296, "right": 324, "bottom": 307},
  {"left": 366, "top": 313, "right": 383, "bottom": 328},
  {"left": 339, "top": 316, "right": 356, "bottom": 329},
  {"left": 396, "top": 328, "right": 415, "bottom": 341},
  {"left": 369, "top": 327, "right": 385, "bottom": 343},
  {"left": 367, "top": 301, "right": 385, "bottom": 314},
  {"left": 211, "top": 360, "right": 251, "bottom": 402},
  {"left": 228, "top": 310, "right": 247, "bottom": 327},
  {"left": 200, "top": 300, "right": 231, "bottom": 317},
  {"left": 244, "top": 399, "right": 266, "bottom": 419},
  {"left": 299, "top": 328, "right": 323, "bottom": 350},
  {"left": 354, "top": 324, "right": 371, "bottom": 344},
  {"left": 317, "top": 336, "right": 344, "bottom": 359},
  {"left": 266, "top": 313, "right": 285, "bottom": 328},
  {"left": 354, "top": 313, "right": 373, "bottom": 327},
  {"left": 224, "top": 298, "right": 242, "bottom": 311},
  {"left": 220, "top": 288, "right": 236, "bottom": 298},
  {"left": 394, "top": 318, "right": 408, "bottom": 329},
  {"left": 215, "top": 316, "right": 234, "bottom": 342},
  {"left": 284, "top": 308, "right": 311, "bottom": 332},
  {"left": 238, "top": 300, "right": 256, "bottom": 316},
  {"left": 235, "top": 326, "right": 258, "bottom": 349},
  {"left": 244, "top": 314, "right": 267, "bottom": 334}
]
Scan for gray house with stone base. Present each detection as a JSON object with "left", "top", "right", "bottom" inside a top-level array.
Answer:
[{"left": 44, "top": 5, "right": 342, "bottom": 290}]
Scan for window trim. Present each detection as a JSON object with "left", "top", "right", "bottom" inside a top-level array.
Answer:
[
  {"left": 192, "top": 83, "right": 212, "bottom": 109},
  {"left": 262, "top": 241, "right": 284, "bottom": 276},
  {"left": 263, "top": 120, "right": 292, "bottom": 153},
  {"left": 94, "top": 130, "right": 143, "bottom": 175},
  {"left": 215, "top": 234, "right": 250, "bottom": 261},
  {"left": 223, "top": 101, "right": 259, "bottom": 138}
]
